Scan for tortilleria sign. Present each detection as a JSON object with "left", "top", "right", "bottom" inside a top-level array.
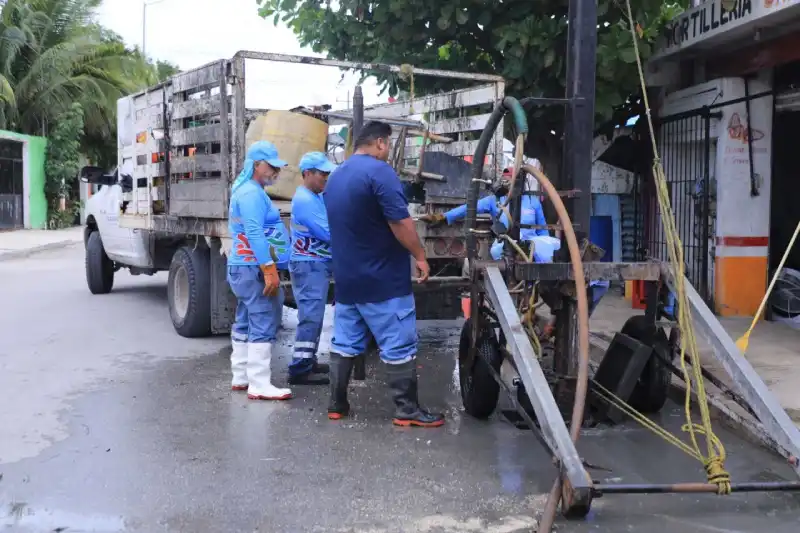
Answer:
[
  {"left": 663, "top": 0, "right": 753, "bottom": 51},
  {"left": 654, "top": 0, "right": 800, "bottom": 59}
]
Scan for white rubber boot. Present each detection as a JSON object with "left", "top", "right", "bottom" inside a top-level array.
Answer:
[
  {"left": 231, "top": 339, "right": 249, "bottom": 391},
  {"left": 246, "top": 342, "right": 292, "bottom": 400}
]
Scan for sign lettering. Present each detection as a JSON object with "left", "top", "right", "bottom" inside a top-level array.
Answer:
[{"left": 663, "top": 0, "right": 753, "bottom": 49}]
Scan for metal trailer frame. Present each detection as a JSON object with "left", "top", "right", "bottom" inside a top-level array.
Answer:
[{"left": 457, "top": 0, "right": 800, "bottom": 522}]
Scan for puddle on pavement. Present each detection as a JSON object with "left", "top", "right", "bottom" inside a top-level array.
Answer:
[{"left": 2, "top": 501, "right": 126, "bottom": 532}]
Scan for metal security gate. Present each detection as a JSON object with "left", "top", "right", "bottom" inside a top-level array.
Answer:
[
  {"left": 0, "top": 140, "right": 24, "bottom": 229},
  {"left": 639, "top": 109, "right": 717, "bottom": 306}
]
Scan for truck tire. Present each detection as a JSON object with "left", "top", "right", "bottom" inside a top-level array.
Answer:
[
  {"left": 622, "top": 315, "right": 672, "bottom": 414},
  {"left": 458, "top": 318, "right": 503, "bottom": 419},
  {"left": 85, "top": 231, "right": 114, "bottom": 294},
  {"left": 168, "top": 245, "right": 212, "bottom": 338}
]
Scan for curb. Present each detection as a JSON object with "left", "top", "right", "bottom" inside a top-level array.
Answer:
[{"left": 0, "top": 239, "right": 83, "bottom": 262}]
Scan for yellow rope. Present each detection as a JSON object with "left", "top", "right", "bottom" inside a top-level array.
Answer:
[{"left": 623, "top": 0, "right": 731, "bottom": 494}]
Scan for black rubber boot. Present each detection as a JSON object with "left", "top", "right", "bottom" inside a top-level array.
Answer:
[
  {"left": 288, "top": 372, "right": 329, "bottom": 386},
  {"left": 327, "top": 353, "right": 355, "bottom": 420},
  {"left": 387, "top": 361, "right": 445, "bottom": 428},
  {"left": 312, "top": 362, "right": 330, "bottom": 374}
]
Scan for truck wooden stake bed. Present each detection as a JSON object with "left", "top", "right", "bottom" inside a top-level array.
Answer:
[{"left": 80, "top": 51, "right": 502, "bottom": 337}]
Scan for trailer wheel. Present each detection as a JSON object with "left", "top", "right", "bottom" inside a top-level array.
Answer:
[
  {"left": 458, "top": 318, "right": 502, "bottom": 419},
  {"left": 85, "top": 231, "right": 114, "bottom": 294},
  {"left": 168, "top": 245, "right": 212, "bottom": 338},
  {"left": 622, "top": 315, "right": 672, "bottom": 414}
]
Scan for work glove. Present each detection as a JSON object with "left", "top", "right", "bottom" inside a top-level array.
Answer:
[
  {"left": 419, "top": 213, "right": 446, "bottom": 227},
  {"left": 260, "top": 263, "right": 280, "bottom": 297}
]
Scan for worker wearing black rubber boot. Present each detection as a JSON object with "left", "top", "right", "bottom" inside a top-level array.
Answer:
[
  {"left": 327, "top": 352, "right": 355, "bottom": 420},
  {"left": 323, "top": 121, "right": 444, "bottom": 428},
  {"left": 387, "top": 361, "right": 445, "bottom": 427}
]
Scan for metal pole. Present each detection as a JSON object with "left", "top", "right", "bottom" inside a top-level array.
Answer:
[
  {"left": 352, "top": 85, "right": 364, "bottom": 141},
  {"left": 562, "top": 0, "right": 597, "bottom": 232},
  {"left": 594, "top": 481, "right": 800, "bottom": 496},
  {"left": 142, "top": 1, "right": 146, "bottom": 57}
]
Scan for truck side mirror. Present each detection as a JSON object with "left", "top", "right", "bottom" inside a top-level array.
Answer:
[{"left": 79, "top": 166, "right": 105, "bottom": 183}]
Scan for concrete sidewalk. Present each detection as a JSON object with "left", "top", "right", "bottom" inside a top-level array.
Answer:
[
  {"left": 590, "top": 291, "right": 800, "bottom": 430},
  {"left": 0, "top": 226, "right": 84, "bottom": 261}
]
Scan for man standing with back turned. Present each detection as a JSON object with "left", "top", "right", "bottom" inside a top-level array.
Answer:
[{"left": 324, "top": 121, "right": 444, "bottom": 428}]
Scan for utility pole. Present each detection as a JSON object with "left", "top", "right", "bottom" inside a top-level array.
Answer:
[{"left": 142, "top": 0, "right": 165, "bottom": 58}]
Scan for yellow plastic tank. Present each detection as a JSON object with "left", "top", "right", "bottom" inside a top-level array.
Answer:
[{"left": 245, "top": 111, "right": 328, "bottom": 200}]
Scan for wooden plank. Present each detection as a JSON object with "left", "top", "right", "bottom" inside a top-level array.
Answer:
[
  {"left": 170, "top": 155, "right": 225, "bottom": 174},
  {"left": 218, "top": 61, "right": 231, "bottom": 204},
  {"left": 168, "top": 178, "right": 228, "bottom": 201},
  {"left": 170, "top": 124, "right": 224, "bottom": 146},
  {"left": 665, "top": 271, "right": 800, "bottom": 478},
  {"left": 429, "top": 113, "right": 491, "bottom": 135},
  {"left": 404, "top": 140, "right": 479, "bottom": 159},
  {"left": 363, "top": 84, "right": 498, "bottom": 118},
  {"left": 483, "top": 266, "right": 592, "bottom": 495},
  {"left": 172, "top": 96, "right": 222, "bottom": 120},
  {"left": 168, "top": 198, "right": 228, "bottom": 219},
  {"left": 172, "top": 62, "right": 223, "bottom": 93}
]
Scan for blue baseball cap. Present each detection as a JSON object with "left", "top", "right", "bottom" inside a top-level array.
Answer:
[
  {"left": 298, "top": 151, "right": 337, "bottom": 173},
  {"left": 246, "top": 141, "right": 287, "bottom": 168}
]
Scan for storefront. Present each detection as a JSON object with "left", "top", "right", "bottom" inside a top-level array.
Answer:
[{"left": 647, "top": 0, "right": 800, "bottom": 317}]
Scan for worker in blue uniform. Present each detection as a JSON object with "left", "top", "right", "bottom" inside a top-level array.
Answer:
[
  {"left": 227, "top": 141, "right": 292, "bottom": 401},
  {"left": 288, "top": 151, "right": 337, "bottom": 386},
  {"left": 422, "top": 163, "right": 610, "bottom": 316},
  {"left": 324, "top": 121, "right": 444, "bottom": 428},
  {"left": 421, "top": 166, "right": 550, "bottom": 260}
]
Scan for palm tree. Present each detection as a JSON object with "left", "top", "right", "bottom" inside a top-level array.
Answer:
[{"left": 0, "top": 0, "right": 148, "bottom": 138}]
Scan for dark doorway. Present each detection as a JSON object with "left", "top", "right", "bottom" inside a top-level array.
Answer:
[
  {"left": 769, "top": 110, "right": 800, "bottom": 273},
  {"left": 0, "top": 139, "right": 24, "bottom": 229}
]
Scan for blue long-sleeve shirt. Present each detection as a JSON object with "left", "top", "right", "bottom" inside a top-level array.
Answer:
[
  {"left": 444, "top": 194, "right": 549, "bottom": 241},
  {"left": 290, "top": 185, "right": 332, "bottom": 262},
  {"left": 228, "top": 179, "right": 290, "bottom": 268}
]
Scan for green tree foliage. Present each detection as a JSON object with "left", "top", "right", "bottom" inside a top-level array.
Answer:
[
  {"left": 44, "top": 101, "right": 84, "bottom": 227},
  {"left": 0, "top": 0, "right": 181, "bottom": 168},
  {"left": 259, "top": 0, "right": 685, "bottom": 175}
]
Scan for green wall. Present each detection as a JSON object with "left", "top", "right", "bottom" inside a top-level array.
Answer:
[{"left": 0, "top": 130, "right": 47, "bottom": 229}]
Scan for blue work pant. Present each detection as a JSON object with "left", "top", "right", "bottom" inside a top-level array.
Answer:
[
  {"left": 228, "top": 265, "right": 283, "bottom": 344},
  {"left": 288, "top": 260, "right": 331, "bottom": 377},
  {"left": 331, "top": 293, "right": 417, "bottom": 365}
]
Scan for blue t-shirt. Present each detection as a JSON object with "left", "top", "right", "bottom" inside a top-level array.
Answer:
[{"left": 324, "top": 154, "right": 411, "bottom": 304}]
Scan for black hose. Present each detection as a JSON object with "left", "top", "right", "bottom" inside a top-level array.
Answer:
[{"left": 465, "top": 96, "right": 527, "bottom": 264}]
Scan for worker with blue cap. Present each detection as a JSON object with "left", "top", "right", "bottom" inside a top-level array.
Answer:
[
  {"left": 287, "top": 151, "right": 337, "bottom": 385},
  {"left": 420, "top": 162, "right": 551, "bottom": 260},
  {"left": 227, "top": 140, "right": 292, "bottom": 401}
]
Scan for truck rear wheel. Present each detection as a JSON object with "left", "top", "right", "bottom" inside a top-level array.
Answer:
[
  {"left": 168, "top": 245, "right": 212, "bottom": 338},
  {"left": 85, "top": 231, "right": 114, "bottom": 294}
]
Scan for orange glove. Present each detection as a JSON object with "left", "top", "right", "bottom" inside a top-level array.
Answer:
[
  {"left": 420, "top": 213, "right": 446, "bottom": 227},
  {"left": 260, "top": 263, "right": 280, "bottom": 297}
]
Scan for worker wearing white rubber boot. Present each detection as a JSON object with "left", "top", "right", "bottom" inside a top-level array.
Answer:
[{"left": 228, "top": 141, "right": 292, "bottom": 401}]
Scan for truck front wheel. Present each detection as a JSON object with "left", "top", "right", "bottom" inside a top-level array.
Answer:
[
  {"left": 168, "top": 245, "right": 212, "bottom": 338},
  {"left": 85, "top": 231, "right": 114, "bottom": 294}
]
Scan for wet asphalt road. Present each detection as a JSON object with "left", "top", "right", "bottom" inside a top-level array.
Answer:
[{"left": 1, "top": 244, "right": 799, "bottom": 533}]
